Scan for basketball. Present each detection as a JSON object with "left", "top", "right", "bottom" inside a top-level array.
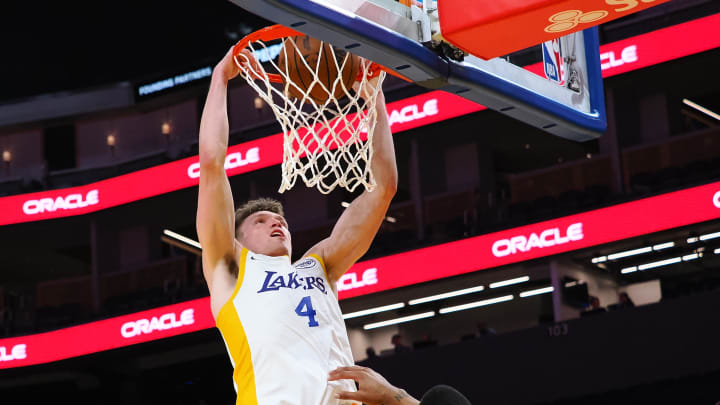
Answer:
[{"left": 278, "top": 35, "right": 360, "bottom": 104}]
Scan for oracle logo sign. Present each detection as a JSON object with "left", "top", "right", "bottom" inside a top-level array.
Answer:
[
  {"left": 337, "top": 268, "right": 378, "bottom": 292},
  {"left": 601, "top": 45, "right": 638, "bottom": 70},
  {"left": 0, "top": 344, "right": 27, "bottom": 362},
  {"left": 187, "top": 147, "right": 261, "bottom": 179},
  {"left": 22, "top": 189, "right": 99, "bottom": 215},
  {"left": 714, "top": 191, "right": 720, "bottom": 209},
  {"left": 492, "top": 223, "right": 584, "bottom": 258},
  {"left": 120, "top": 309, "right": 195, "bottom": 338},
  {"left": 388, "top": 99, "right": 438, "bottom": 127},
  {"left": 0, "top": 298, "right": 212, "bottom": 370}
]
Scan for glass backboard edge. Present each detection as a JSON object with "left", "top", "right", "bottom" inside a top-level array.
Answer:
[
  {"left": 445, "top": 28, "right": 606, "bottom": 141},
  {"left": 227, "top": 0, "right": 607, "bottom": 140}
]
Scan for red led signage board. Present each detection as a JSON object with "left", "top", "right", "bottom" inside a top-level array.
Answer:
[
  {"left": 2, "top": 182, "right": 719, "bottom": 369},
  {"left": 337, "top": 181, "right": 720, "bottom": 299}
]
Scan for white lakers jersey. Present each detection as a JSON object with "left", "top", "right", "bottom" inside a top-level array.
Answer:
[{"left": 216, "top": 248, "right": 357, "bottom": 405}]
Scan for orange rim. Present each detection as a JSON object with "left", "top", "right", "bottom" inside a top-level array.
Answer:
[{"left": 232, "top": 24, "right": 411, "bottom": 84}]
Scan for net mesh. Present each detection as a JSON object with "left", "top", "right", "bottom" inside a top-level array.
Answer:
[{"left": 235, "top": 36, "right": 386, "bottom": 194}]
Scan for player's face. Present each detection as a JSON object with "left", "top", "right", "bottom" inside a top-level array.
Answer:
[{"left": 238, "top": 211, "right": 292, "bottom": 257}]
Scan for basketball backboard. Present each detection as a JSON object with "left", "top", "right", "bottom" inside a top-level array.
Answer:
[{"left": 227, "top": 0, "right": 607, "bottom": 141}]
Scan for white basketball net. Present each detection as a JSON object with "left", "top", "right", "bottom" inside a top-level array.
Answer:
[{"left": 235, "top": 37, "right": 386, "bottom": 194}]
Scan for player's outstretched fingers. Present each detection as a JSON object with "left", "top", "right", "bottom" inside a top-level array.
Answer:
[
  {"left": 330, "top": 366, "right": 376, "bottom": 388},
  {"left": 234, "top": 49, "right": 264, "bottom": 80},
  {"left": 329, "top": 366, "right": 400, "bottom": 405}
]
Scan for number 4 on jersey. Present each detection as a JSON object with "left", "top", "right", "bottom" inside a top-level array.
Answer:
[{"left": 295, "top": 296, "right": 319, "bottom": 327}]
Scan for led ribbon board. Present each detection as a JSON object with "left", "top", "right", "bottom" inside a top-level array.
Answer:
[
  {"left": 337, "top": 181, "right": 720, "bottom": 299},
  {"left": 0, "top": 298, "right": 214, "bottom": 369},
  {"left": 0, "top": 91, "right": 477, "bottom": 226}
]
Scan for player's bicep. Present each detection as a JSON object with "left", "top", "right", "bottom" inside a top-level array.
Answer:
[
  {"left": 312, "top": 190, "right": 392, "bottom": 281},
  {"left": 196, "top": 163, "right": 237, "bottom": 284}
]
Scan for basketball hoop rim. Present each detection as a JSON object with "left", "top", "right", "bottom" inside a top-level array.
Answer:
[{"left": 232, "top": 24, "right": 410, "bottom": 83}]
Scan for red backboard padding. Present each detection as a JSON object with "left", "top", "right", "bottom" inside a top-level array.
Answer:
[{"left": 438, "top": 0, "right": 672, "bottom": 59}]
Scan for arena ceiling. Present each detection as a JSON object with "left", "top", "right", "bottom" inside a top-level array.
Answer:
[
  {"left": 3, "top": 0, "right": 720, "bottom": 103},
  {"left": 0, "top": 0, "right": 270, "bottom": 103}
]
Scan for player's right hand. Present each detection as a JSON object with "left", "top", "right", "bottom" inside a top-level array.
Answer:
[
  {"left": 215, "top": 46, "right": 243, "bottom": 82},
  {"left": 232, "top": 46, "right": 265, "bottom": 82}
]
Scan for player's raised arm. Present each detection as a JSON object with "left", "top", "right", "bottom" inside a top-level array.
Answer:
[
  {"left": 196, "top": 47, "right": 244, "bottom": 291},
  {"left": 306, "top": 76, "right": 398, "bottom": 282}
]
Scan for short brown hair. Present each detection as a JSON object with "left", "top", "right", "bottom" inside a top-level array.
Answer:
[{"left": 234, "top": 198, "right": 285, "bottom": 237}]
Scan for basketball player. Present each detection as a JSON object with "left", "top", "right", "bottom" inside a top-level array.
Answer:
[{"left": 196, "top": 45, "right": 397, "bottom": 404}]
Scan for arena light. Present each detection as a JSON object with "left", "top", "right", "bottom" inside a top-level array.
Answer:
[
  {"left": 638, "top": 257, "right": 682, "bottom": 271},
  {"left": 715, "top": 248, "right": 720, "bottom": 255},
  {"left": 519, "top": 286, "right": 553, "bottom": 297},
  {"left": 626, "top": 250, "right": 703, "bottom": 273},
  {"left": 162, "top": 229, "right": 202, "bottom": 255},
  {"left": 653, "top": 242, "right": 674, "bottom": 250},
  {"left": 687, "top": 237, "right": 699, "bottom": 243},
  {"left": 683, "top": 99, "right": 720, "bottom": 122},
  {"left": 594, "top": 241, "right": 674, "bottom": 264},
  {"left": 363, "top": 311, "right": 435, "bottom": 330},
  {"left": 342, "top": 303, "right": 405, "bottom": 320},
  {"left": 408, "top": 285, "right": 485, "bottom": 305},
  {"left": 591, "top": 256, "right": 607, "bottom": 264},
  {"left": 489, "top": 276, "right": 529, "bottom": 289},
  {"left": 341, "top": 201, "right": 350, "bottom": 208},
  {"left": 607, "top": 246, "right": 652, "bottom": 260},
  {"left": 699, "top": 231, "right": 720, "bottom": 241},
  {"left": 439, "top": 295, "right": 514, "bottom": 314},
  {"left": 163, "top": 229, "right": 201, "bottom": 249}
]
